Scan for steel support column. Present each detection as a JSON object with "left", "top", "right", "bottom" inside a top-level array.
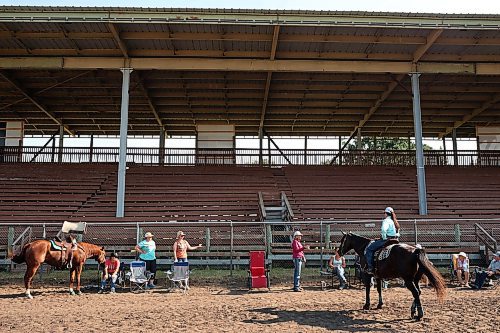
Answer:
[
  {"left": 410, "top": 73, "right": 428, "bottom": 215},
  {"left": 452, "top": 129, "right": 458, "bottom": 166},
  {"left": 116, "top": 68, "right": 132, "bottom": 218},
  {"left": 57, "top": 125, "right": 64, "bottom": 163},
  {"left": 159, "top": 129, "right": 165, "bottom": 166}
]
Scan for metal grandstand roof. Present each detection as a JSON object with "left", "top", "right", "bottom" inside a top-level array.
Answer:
[{"left": 0, "top": 6, "right": 500, "bottom": 137}]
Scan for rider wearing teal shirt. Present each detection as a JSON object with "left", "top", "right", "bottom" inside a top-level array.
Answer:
[{"left": 365, "top": 207, "right": 400, "bottom": 274}]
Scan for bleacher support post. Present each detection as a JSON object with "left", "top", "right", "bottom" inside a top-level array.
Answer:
[
  {"left": 7, "top": 227, "right": 14, "bottom": 259},
  {"left": 116, "top": 68, "right": 132, "bottom": 218},
  {"left": 410, "top": 72, "right": 428, "bottom": 215},
  {"left": 89, "top": 134, "right": 94, "bottom": 163},
  {"left": 265, "top": 224, "right": 272, "bottom": 257},
  {"left": 230, "top": 222, "right": 234, "bottom": 276},
  {"left": 454, "top": 224, "right": 461, "bottom": 243},
  {"left": 205, "top": 227, "right": 211, "bottom": 253}
]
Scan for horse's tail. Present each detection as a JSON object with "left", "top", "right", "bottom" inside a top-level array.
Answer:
[
  {"left": 11, "top": 243, "right": 29, "bottom": 264},
  {"left": 416, "top": 248, "right": 446, "bottom": 302}
]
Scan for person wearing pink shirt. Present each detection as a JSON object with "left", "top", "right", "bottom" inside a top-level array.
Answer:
[{"left": 292, "top": 231, "right": 307, "bottom": 292}]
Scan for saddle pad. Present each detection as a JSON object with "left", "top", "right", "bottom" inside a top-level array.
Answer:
[
  {"left": 49, "top": 240, "right": 63, "bottom": 251},
  {"left": 377, "top": 244, "right": 397, "bottom": 261}
]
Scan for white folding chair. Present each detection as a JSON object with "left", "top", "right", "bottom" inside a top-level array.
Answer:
[
  {"left": 126, "top": 261, "right": 152, "bottom": 293},
  {"left": 166, "top": 261, "right": 190, "bottom": 293}
]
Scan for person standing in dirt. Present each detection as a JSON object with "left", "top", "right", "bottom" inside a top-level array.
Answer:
[
  {"left": 135, "top": 232, "right": 157, "bottom": 288},
  {"left": 292, "top": 231, "right": 309, "bottom": 292}
]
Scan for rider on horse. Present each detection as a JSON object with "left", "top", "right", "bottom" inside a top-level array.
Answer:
[
  {"left": 365, "top": 207, "right": 400, "bottom": 274},
  {"left": 63, "top": 234, "right": 78, "bottom": 268}
]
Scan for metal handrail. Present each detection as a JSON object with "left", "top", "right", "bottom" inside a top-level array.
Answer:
[
  {"left": 281, "top": 191, "right": 294, "bottom": 219},
  {"left": 258, "top": 191, "right": 266, "bottom": 220},
  {"left": 474, "top": 223, "right": 498, "bottom": 252}
]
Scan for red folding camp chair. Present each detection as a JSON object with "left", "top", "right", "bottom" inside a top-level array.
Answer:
[{"left": 247, "top": 251, "right": 270, "bottom": 290}]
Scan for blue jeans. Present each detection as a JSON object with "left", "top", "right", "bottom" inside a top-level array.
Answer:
[
  {"left": 293, "top": 258, "right": 303, "bottom": 289},
  {"left": 101, "top": 274, "right": 117, "bottom": 290},
  {"left": 333, "top": 267, "right": 347, "bottom": 285},
  {"left": 365, "top": 239, "right": 386, "bottom": 271},
  {"left": 177, "top": 258, "right": 188, "bottom": 263}
]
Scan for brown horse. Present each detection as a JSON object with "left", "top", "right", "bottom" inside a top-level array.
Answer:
[
  {"left": 338, "top": 232, "right": 446, "bottom": 320},
  {"left": 11, "top": 240, "right": 106, "bottom": 299}
]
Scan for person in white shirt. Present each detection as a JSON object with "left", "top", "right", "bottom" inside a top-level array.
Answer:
[
  {"left": 456, "top": 252, "right": 470, "bottom": 288},
  {"left": 364, "top": 207, "right": 400, "bottom": 274}
]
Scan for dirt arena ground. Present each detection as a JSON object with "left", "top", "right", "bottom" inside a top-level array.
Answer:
[{"left": 0, "top": 283, "right": 497, "bottom": 333}]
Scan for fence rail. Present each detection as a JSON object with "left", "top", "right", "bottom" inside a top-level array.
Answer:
[
  {"left": 2, "top": 219, "right": 499, "bottom": 270},
  {"left": 1, "top": 146, "right": 500, "bottom": 166}
]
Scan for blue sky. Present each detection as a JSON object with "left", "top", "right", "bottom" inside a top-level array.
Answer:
[{"left": 1, "top": 0, "right": 499, "bottom": 14}]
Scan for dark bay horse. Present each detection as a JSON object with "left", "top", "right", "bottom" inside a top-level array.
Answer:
[
  {"left": 338, "top": 232, "right": 446, "bottom": 320},
  {"left": 11, "top": 240, "right": 106, "bottom": 299}
]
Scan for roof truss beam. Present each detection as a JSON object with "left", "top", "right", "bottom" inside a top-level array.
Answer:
[
  {"left": 0, "top": 70, "right": 74, "bottom": 135},
  {"left": 258, "top": 25, "right": 280, "bottom": 136},
  {"left": 438, "top": 93, "right": 500, "bottom": 138},
  {"left": 3, "top": 56, "right": 498, "bottom": 74}
]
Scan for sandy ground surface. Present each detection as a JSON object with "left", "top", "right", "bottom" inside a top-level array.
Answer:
[{"left": 0, "top": 283, "right": 498, "bottom": 333}]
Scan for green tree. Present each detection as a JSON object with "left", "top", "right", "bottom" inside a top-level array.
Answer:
[{"left": 345, "top": 137, "right": 433, "bottom": 150}]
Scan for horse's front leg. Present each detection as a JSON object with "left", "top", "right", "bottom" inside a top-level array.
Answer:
[
  {"left": 376, "top": 278, "right": 384, "bottom": 309},
  {"left": 363, "top": 274, "right": 371, "bottom": 310},
  {"left": 69, "top": 268, "right": 76, "bottom": 295},
  {"left": 24, "top": 262, "right": 41, "bottom": 299}
]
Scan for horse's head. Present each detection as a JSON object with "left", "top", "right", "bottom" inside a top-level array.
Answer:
[
  {"left": 338, "top": 231, "right": 353, "bottom": 257},
  {"left": 95, "top": 246, "right": 106, "bottom": 264}
]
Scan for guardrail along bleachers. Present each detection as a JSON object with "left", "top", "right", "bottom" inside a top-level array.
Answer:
[
  {"left": 72, "top": 166, "right": 280, "bottom": 223},
  {"left": 0, "top": 163, "right": 115, "bottom": 224},
  {"left": 282, "top": 166, "right": 420, "bottom": 220}
]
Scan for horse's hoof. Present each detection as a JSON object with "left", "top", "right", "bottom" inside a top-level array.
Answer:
[
  {"left": 414, "top": 316, "right": 422, "bottom": 321},
  {"left": 75, "top": 290, "right": 82, "bottom": 296},
  {"left": 26, "top": 294, "right": 33, "bottom": 299},
  {"left": 377, "top": 304, "right": 383, "bottom": 309},
  {"left": 363, "top": 304, "right": 370, "bottom": 310},
  {"left": 69, "top": 291, "right": 76, "bottom": 296}
]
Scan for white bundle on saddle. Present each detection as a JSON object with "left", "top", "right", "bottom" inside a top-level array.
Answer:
[{"left": 61, "top": 221, "right": 87, "bottom": 234}]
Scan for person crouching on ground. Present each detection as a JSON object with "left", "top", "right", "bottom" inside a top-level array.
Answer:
[
  {"left": 292, "top": 231, "right": 309, "bottom": 292},
  {"left": 99, "top": 252, "right": 120, "bottom": 294}
]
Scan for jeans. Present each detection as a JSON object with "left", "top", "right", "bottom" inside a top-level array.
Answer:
[
  {"left": 333, "top": 267, "right": 347, "bottom": 285},
  {"left": 293, "top": 258, "right": 303, "bottom": 289},
  {"left": 101, "top": 274, "right": 118, "bottom": 290},
  {"left": 474, "top": 271, "right": 497, "bottom": 288},
  {"left": 365, "top": 239, "right": 386, "bottom": 271},
  {"left": 177, "top": 258, "right": 188, "bottom": 263}
]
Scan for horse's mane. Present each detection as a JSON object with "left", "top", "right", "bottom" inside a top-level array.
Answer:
[{"left": 78, "top": 242, "right": 104, "bottom": 258}]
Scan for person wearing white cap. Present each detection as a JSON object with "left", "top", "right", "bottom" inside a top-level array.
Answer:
[
  {"left": 135, "top": 232, "right": 157, "bottom": 288},
  {"left": 173, "top": 230, "right": 203, "bottom": 263},
  {"left": 291, "top": 230, "right": 307, "bottom": 291},
  {"left": 472, "top": 251, "right": 500, "bottom": 289},
  {"left": 364, "top": 207, "right": 401, "bottom": 274},
  {"left": 456, "top": 252, "right": 470, "bottom": 288}
]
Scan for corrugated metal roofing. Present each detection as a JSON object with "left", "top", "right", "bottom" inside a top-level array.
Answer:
[{"left": 1, "top": 7, "right": 500, "bottom": 137}]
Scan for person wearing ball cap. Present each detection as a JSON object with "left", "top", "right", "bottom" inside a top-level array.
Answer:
[
  {"left": 364, "top": 207, "right": 401, "bottom": 275},
  {"left": 135, "top": 232, "right": 157, "bottom": 288},
  {"left": 291, "top": 230, "right": 309, "bottom": 292}
]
